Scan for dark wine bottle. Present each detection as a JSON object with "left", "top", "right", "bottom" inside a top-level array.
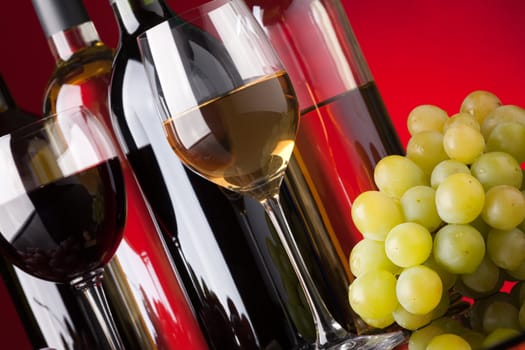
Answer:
[
  {"left": 108, "top": 0, "right": 316, "bottom": 348},
  {"left": 31, "top": 0, "right": 210, "bottom": 349},
  {"left": 244, "top": 0, "right": 404, "bottom": 333},
  {"left": 0, "top": 77, "right": 39, "bottom": 132},
  {"left": 0, "top": 74, "right": 102, "bottom": 350}
]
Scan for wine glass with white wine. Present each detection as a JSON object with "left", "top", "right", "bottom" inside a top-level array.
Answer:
[{"left": 137, "top": 0, "right": 405, "bottom": 348}]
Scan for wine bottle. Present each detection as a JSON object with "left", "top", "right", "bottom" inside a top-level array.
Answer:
[
  {"left": 245, "top": 0, "right": 404, "bottom": 286},
  {"left": 107, "top": 0, "right": 320, "bottom": 348},
  {"left": 31, "top": 0, "right": 209, "bottom": 349},
  {"left": 0, "top": 76, "right": 39, "bottom": 131},
  {"left": 0, "top": 73, "right": 105, "bottom": 350}
]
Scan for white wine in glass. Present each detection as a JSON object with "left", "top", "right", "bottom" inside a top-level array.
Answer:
[{"left": 138, "top": 0, "right": 406, "bottom": 348}]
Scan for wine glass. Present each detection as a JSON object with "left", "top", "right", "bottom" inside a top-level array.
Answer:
[
  {"left": 0, "top": 106, "right": 126, "bottom": 350},
  {"left": 137, "top": 0, "right": 405, "bottom": 349}
]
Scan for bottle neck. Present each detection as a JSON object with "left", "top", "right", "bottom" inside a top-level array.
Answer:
[
  {"left": 111, "top": 0, "right": 172, "bottom": 38},
  {"left": 47, "top": 21, "right": 102, "bottom": 63}
]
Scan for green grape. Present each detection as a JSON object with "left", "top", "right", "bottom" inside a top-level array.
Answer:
[
  {"left": 507, "top": 259, "right": 525, "bottom": 280},
  {"left": 487, "top": 228, "right": 525, "bottom": 270},
  {"left": 425, "top": 333, "right": 471, "bottom": 350},
  {"left": 483, "top": 328, "right": 521, "bottom": 349},
  {"left": 431, "top": 317, "right": 466, "bottom": 335},
  {"left": 469, "top": 300, "right": 486, "bottom": 333},
  {"left": 348, "top": 269, "right": 398, "bottom": 325},
  {"left": 431, "top": 292, "right": 450, "bottom": 321},
  {"left": 510, "top": 281, "right": 525, "bottom": 306},
  {"left": 460, "top": 329, "right": 486, "bottom": 350},
  {"left": 520, "top": 192, "right": 525, "bottom": 224},
  {"left": 400, "top": 185, "right": 442, "bottom": 232},
  {"left": 385, "top": 222, "right": 433, "bottom": 267},
  {"left": 443, "top": 125, "right": 485, "bottom": 164},
  {"left": 470, "top": 151, "right": 523, "bottom": 191},
  {"left": 469, "top": 215, "right": 491, "bottom": 239},
  {"left": 406, "top": 130, "right": 449, "bottom": 176},
  {"left": 469, "top": 292, "right": 515, "bottom": 332},
  {"left": 408, "top": 324, "right": 445, "bottom": 350},
  {"left": 423, "top": 256, "right": 457, "bottom": 290},
  {"left": 460, "top": 90, "right": 502, "bottom": 125},
  {"left": 361, "top": 314, "right": 396, "bottom": 329},
  {"left": 373, "top": 155, "right": 427, "bottom": 198},
  {"left": 454, "top": 274, "right": 504, "bottom": 299},
  {"left": 481, "top": 104, "right": 525, "bottom": 139},
  {"left": 430, "top": 159, "right": 471, "bottom": 189},
  {"left": 407, "top": 104, "right": 448, "bottom": 135},
  {"left": 485, "top": 122, "right": 525, "bottom": 163},
  {"left": 443, "top": 112, "right": 481, "bottom": 132},
  {"left": 519, "top": 302, "right": 525, "bottom": 329},
  {"left": 461, "top": 256, "right": 500, "bottom": 294},
  {"left": 482, "top": 185, "right": 525, "bottom": 230},
  {"left": 354, "top": 90, "right": 525, "bottom": 341},
  {"left": 349, "top": 239, "right": 399, "bottom": 277},
  {"left": 435, "top": 316, "right": 484, "bottom": 349},
  {"left": 351, "top": 190, "right": 405, "bottom": 241},
  {"left": 433, "top": 224, "right": 485, "bottom": 274},
  {"left": 392, "top": 304, "right": 433, "bottom": 331},
  {"left": 435, "top": 173, "right": 485, "bottom": 224},
  {"left": 519, "top": 193, "right": 525, "bottom": 231},
  {"left": 482, "top": 301, "right": 520, "bottom": 334},
  {"left": 396, "top": 265, "right": 442, "bottom": 315}
]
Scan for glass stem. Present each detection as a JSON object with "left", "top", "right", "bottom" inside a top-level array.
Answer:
[
  {"left": 261, "top": 194, "right": 348, "bottom": 346},
  {"left": 71, "top": 269, "right": 124, "bottom": 350}
]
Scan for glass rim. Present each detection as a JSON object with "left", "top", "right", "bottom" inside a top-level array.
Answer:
[
  {"left": 4, "top": 105, "right": 93, "bottom": 140},
  {"left": 136, "top": 0, "right": 235, "bottom": 43}
]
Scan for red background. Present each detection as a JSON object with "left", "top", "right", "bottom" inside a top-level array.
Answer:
[{"left": 0, "top": 0, "right": 524, "bottom": 347}]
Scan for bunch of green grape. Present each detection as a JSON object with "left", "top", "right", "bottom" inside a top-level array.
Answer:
[{"left": 347, "top": 90, "right": 525, "bottom": 349}]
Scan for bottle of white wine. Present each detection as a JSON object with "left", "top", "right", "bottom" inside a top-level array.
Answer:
[{"left": 31, "top": 0, "right": 210, "bottom": 348}]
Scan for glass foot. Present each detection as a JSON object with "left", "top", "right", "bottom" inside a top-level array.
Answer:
[{"left": 315, "top": 330, "right": 408, "bottom": 350}]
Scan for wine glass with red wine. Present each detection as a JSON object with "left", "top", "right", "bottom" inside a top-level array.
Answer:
[
  {"left": 0, "top": 106, "right": 126, "bottom": 350},
  {"left": 137, "top": 0, "right": 404, "bottom": 348}
]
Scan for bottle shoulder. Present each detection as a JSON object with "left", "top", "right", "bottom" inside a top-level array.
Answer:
[
  {"left": 117, "top": 9, "right": 170, "bottom": 38},
  {"left": 109, "top": 43, "right": 141, "bottom": 108},
  {"left": 48, "top": 43, "right": 114, "bottom": 86},
  {"left": 43, "top": 43, "right": 114, "bottom": 116},
  {"left": 113, "top": 39, "right": 141, "bottom": 66}
]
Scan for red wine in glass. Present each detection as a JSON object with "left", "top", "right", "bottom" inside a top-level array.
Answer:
[
  {"left": 0, "top": 106, "right": 127, "bottom": 350},
  {"left": 1, "top": 157, "right": 124, "bottom": 284}
]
